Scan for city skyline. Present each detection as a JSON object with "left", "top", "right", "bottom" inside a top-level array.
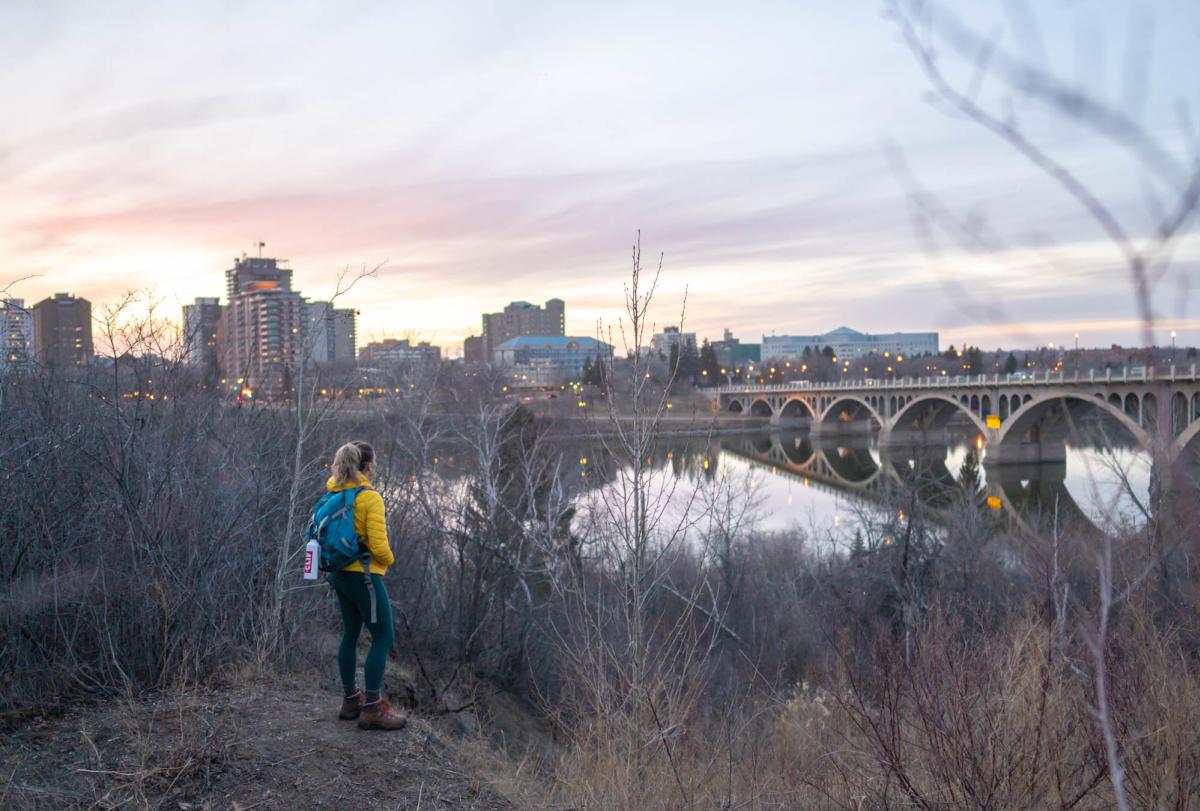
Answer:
[{"left": 1, "top": 1, "right": 1197, "bottom": 351}]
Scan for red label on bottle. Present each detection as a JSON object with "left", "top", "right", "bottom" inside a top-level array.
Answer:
[{"left": 304, "top": 549, "right": 314, "bottom": 573}]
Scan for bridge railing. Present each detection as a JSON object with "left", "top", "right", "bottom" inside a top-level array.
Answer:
[{"left": 715, "top": 364, "right": 1199, "bottom": 395}]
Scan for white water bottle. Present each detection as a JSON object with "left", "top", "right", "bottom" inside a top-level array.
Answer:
[{"left": 303, "top": 539, "right": 320, "bottom": 580}]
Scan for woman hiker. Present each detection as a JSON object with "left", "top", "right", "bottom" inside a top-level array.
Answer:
[{"left": 325, "top": 441, "right": 407, "bottom": 730}]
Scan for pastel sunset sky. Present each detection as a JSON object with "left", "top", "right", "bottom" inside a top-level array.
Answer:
[{"left": 2, "top": 0, "right": 1197, "bottom": 354}]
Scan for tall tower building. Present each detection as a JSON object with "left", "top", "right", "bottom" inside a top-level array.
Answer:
[
  {"left": 220, "top": 256, "right": 305, "bottom": 393},
  {"left": 1, "top": 298, "right": 33, "bottom": 367},
  {"left": 32, "top": 293, "right": 92, "bottom": 367},
  {"left": 481, "top": 298, "right": 565, "bottom": 359},
  {"left": 306, "top": 301, "right": 357, "bottom": 366},
  {"left": 182, "top": 297, "right": 222, "bottom": 373}
]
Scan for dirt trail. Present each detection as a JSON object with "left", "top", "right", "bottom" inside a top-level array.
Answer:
[{"left": 0, "top": 675, "right": 520, "bottom": 810}]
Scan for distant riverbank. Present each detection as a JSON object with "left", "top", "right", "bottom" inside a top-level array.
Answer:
[{"left": 544, "top": 412, "right": 769, "bottom": 438}]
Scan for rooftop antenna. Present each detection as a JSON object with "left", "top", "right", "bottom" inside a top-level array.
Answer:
[{"left": 257, "top": 241, "right": 265, "bottom": 258}]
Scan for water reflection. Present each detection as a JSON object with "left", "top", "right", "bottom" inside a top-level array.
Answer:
[{"left": 571, "top": 430, "right": 1163, "bottom": 535}]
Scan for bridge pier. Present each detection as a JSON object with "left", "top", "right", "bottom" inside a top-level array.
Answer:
[
  {"left": 770, "top": 415, "right": 812, "bottom": 429},
  {"left": 811, "top": 419, "right": 875, "bottom": 437},
  {"left": 879, "top": 427, "right": 960, "bottom": 448}
]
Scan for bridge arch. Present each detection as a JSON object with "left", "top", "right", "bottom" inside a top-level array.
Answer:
[
  {"left": 1123, "top": 393, "right": 1140, "bottom": 422},
  {"left": 997, "top": 391, "right": 1151, "bottom": 449},
  {"left": 1171, "top": 392, "right": 1188, "bottom": 434},
  {"left": 778, "top": 434, "right": 815, "bottom": 467},
  {"left": 726, "top": 399, "right": 743, "bottom": 413},
  {"left": 818, "top": 395, "right": 885, "bottom": 432},
  {"left": 890, "top": 393, "right": 988, "bottom": 435},
  {"left": 820, "top": 446, "right": 882, "bottom": 485},
  {"left": 1172, "top": 418, "right": 1200, "bottom": 462},
  {"left": 780, "top": 397, "right": 815, "bottom": 420},
  {"left": 1143, "top": 392, "right": 1158, "bottom": 429},
  {"left": 748, "top": 398, "right": 774, "bottom": 417}
]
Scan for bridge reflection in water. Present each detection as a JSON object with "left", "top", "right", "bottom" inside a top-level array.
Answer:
[{"left": 713, "top": 430, "right": 1164, "bottom": 534}]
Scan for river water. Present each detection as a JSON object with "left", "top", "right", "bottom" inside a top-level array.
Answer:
[{"left": 568, "top": 429, "right": 1155, "bottom": 539}]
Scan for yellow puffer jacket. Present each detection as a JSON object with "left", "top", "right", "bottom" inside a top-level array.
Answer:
[{"left": 325, "top": 476, "right": 394, "bottom": 575}]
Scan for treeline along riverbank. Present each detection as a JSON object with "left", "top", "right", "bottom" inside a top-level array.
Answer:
[{"left": 3, "top": 354, "right": 1199, "bottom": 809}]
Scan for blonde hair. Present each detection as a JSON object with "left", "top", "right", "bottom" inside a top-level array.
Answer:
[{"left": 331, "top": 441, "right": 374, "bottom": 486}]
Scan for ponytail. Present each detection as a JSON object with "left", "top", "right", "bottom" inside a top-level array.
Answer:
[{"left": 331, "top": 440, "right": 375, "bottom": 486}]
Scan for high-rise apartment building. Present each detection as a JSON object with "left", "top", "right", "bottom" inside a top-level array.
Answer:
[
  {"left": 182, "top": 297, "right": 222, "bottom": 372},
  {"left": 220, "top": 256, "right": 306, "bottom": 391},
  {"left": 306, "top": 301, "right": 357, "bottom": 366},
  {"left": 32, "top": 293, "right": 92, "bottom": 367},
  {"left": 481, "top": 299, "right": 564, "bottom": 359},
  {"left": 1, "top": 298, "right": 33, "bottom": 367},
  {"left": 650, "top": 326, "right": 697, "bottom": 357},
  {"left": 463, "top": 335, "right": 484, "bottom": 364}
]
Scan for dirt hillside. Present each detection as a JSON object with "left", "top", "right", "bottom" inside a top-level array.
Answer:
[{"left": 0, "top": 674, "right": 528, "bottom": 810}]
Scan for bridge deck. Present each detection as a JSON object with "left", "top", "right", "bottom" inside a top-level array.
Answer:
[{"left": 717, "top": 364, "right": 1199, "bottom": 396}]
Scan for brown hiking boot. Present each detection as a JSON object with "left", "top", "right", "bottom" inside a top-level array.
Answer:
[
  {"left": 358, "top": 698, "right": 407, "bottom": 731},
  {"left": 338, "top": 691, "right": 364, "bottom": 720}
]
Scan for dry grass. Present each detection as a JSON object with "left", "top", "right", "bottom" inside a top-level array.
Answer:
[{"left": 492, "top": 601, "right": 1200, "bottom": 811}]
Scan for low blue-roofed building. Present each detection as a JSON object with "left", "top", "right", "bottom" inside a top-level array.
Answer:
[{"left": 494, "top": 334, "right": 613, "bottom": 386}]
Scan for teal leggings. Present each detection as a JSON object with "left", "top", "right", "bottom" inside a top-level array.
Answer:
[{"left": 328, "top": 572, "right": 394, "bottom": 693}]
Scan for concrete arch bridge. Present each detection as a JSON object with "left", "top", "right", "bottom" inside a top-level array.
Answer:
[{"left": 717, "top": 366, "right": 1200, "bottom": 466}]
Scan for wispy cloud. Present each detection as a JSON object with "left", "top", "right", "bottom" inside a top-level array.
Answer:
[{"left": 1, "top": 0, "right": 1196, "bottom": 351}]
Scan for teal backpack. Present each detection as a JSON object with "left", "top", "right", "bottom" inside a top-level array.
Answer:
[{"left": 306, "top": 487, "right": 370, "bottom": 572}]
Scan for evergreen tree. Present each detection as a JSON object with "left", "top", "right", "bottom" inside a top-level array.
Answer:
[
  {"left": 958, "top": 447, "right": 984, "bottom": 506},
  {"left": 698, "top": 340, "right": 720, "bottom": 386},
  {"left": 590, "top": 356, "right": 608, "bottom": 392},
  {"left": 678, "top": 340, "right": 701, "bottom": 382},
  {"left": 966, "top": 345, "right": 984, "bottom": 372},
  {"left": 1003, "top": 352, "right": 1018, "bottom": 374},
  {"left": 812, "top": 345, "right": 836, "bottom": 382}
]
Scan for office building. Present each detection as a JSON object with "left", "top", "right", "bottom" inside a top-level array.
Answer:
[
  {"left": 32, "top": 293, "right": 93, "bottom": 367},
  {"left": 220, "top": 256, "right": 306, "bottom": 391},
  {"left": 482, "top": 299, "right": 565, "bottom": 358},
  {"left": 182, "top": 297, "right": 222, "bottom": 371},
  {"left": 1, "top": 298, "right": 33, "bottom": 367},
  {"left": 493, "top": 335, "right": 612, "bottom": 387},
  {"left": 360, "top": 338, "right": 440, "bottom": 367},
  {"left": 306, "top": 301, "right": 357, "bottom": 366},
  {"left": 711, "top": 328, "right": 760, "bottom": 369},
  {"left": 762, "top": 326, "right": 938, "bottom": 361},
  {"left": 650, "top": 326, "right": 697, "bottom": 357}
]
